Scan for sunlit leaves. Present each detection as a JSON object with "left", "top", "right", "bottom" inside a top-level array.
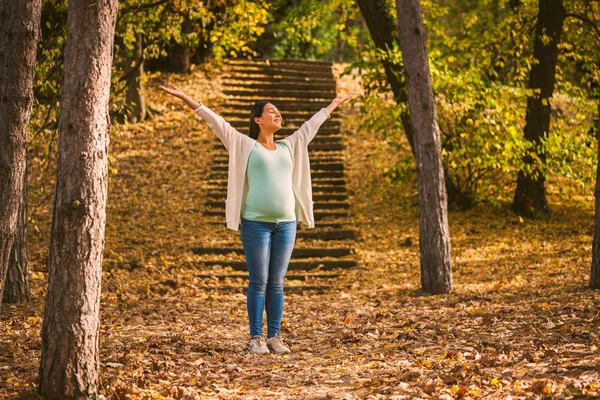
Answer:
[
  {"left": 209, "top": 1, "right": 269, "bottom": 60},
  {"left": 265, "top": 0, "right": 361, "bottom": 59},
  {"left": 350, "top": 0, "right": 599, "bottom": 208}
]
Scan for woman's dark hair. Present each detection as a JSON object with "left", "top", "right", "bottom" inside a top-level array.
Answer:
[{"left": 248, "top": 101, "right": 272, "bottom": 140}]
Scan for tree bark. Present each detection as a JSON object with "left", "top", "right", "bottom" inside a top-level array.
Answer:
[
  {"left": 512, "top": 0, "right": 565, "bottom": 218},
  {"left": 125, "top": 31, "right": 146, "bottom": 123},
  {"left": 3, "top": 182, "right": 31, "bottom": 304},
  {"left": 39, "top": 0, "right": 118, "bottom": 398},
  {"left": 0, "top": 0, "right": 41, "bottom": 311},
  {"left": 356, "top": 0, "right": 415, "bottom": 155},
  {"left": 591, "top": 105, "right": 600, "bottom": 290},
  {"left": 396, "top": 0, "right": 453, "bottom": 294},
  {"left": 170, "top": 14, "right": 191, "bottom": 73}
]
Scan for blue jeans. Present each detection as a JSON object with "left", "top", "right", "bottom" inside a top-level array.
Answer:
[{"left": 241, "top": 218, "right": 296, "bottom": 338}]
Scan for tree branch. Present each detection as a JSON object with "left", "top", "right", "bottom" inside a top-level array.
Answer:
[
  {"left": 565, "top": 12, "right": 600, "bottom": 40},
  {"left": 117, "top": 0, "right": 169, "bottom": 22}
]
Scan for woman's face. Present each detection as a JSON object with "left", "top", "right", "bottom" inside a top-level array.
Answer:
[{"left": 255, "top": 103, "right": 282, "bottom": 132}]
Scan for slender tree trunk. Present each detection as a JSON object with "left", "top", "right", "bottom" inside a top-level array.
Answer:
[
  {"left": 0, "top": 0, "right": 41, "bottom": 311},
  {"left": 356, "top": 0, "right": 415, "bottom": 155},
  {"left": 396, "top": 0, "right": 453, "bottom": 294},
  {"left": 39, "top": 0, "right": 118, "bottom": 398},
  {"left": 125, "top": 31, "right": 146, "bottom": 123},
  {"left": 591, "top": 105, "right": 600, "bottom": 289},
  {"left": 512, "top": 0, "right": 565, "bottom": 218},
  {"left": 3, "top": 182, "right": 31, "bottom": 304}
]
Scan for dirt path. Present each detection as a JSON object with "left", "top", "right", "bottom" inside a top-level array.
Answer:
[{"left": 1, "top": 66, "right": 600, "bottom": 399}]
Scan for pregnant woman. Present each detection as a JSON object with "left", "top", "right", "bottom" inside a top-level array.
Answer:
[{"left": 160, "top": 83, "right": 351, "bottom": 354}]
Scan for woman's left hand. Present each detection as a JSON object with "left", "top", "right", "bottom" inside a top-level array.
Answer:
[
  {"left": 331, "top": 93, "right": 353, "bottom": 107},
  {"left": 326, "top": 93, "right": 353, "bottom": 115}
]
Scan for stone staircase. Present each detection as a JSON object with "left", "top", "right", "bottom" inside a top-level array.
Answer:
[{"left": 193, "top": 59, "right": 358, "bottom": 293}]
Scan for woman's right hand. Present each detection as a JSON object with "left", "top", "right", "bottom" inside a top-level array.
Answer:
[
  {"left": 159, "top": 84, "right": 201, "bottom": 110},
  {"left": 159, "top": 84, "right": 187, "bottom": 99}
]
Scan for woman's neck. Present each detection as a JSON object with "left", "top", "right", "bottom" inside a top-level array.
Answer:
[{"left": 257, "top": 131, "right": 275, "bottom": 144}]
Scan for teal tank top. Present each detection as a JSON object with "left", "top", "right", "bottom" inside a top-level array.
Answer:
[{"left": 242, "top": 142, "right": 296, "bottom": 223}]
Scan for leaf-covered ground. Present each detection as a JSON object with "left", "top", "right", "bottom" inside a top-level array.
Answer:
[{"left": 2, "top": 65, "right": 600, "bottom": 399}]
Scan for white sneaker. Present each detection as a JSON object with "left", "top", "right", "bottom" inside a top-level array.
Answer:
[
  {"left": 267, "top": 334, "right": 291, "bottom": 354},
  {"left": 249, "top": 336, "right": 269, "bottom": 355}
]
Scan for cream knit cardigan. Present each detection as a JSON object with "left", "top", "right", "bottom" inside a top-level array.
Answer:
[{"left": 194, "top": 104, "right": 331, "bottom": 231}]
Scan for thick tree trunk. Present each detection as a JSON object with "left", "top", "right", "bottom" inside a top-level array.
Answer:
[
  {"left": 39, "top": 0, "right": 118, "bottom": 398},
  {"left": 396, "top": 0, "right": 453, "bottom": 294},
  {"left": 591, "top": 107, "right": 600, "bottom": 290},
  {"left": 125, "top": 31, "right": 146, "bottom": 123},
  {"left": 512, "top": 0, "right": 565, "bottom": 218},
  {"left": 192, "top": 31, "right": 213, "bottom": 64},
  {"left": 356, "top": 0, "right": 415, "bottom": 155},
  {"left": 0, "top": 0, "right": 41, "bottom": 311},
  {"left": 3, "top": 182, "right": 31, "bottom": 304},
  {"left": 170, "top": 15, "right": 191, "bottom": 73}
]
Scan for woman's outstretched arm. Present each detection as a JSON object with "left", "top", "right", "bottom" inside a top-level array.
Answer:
[
  {"left": 159, "top": 84, "right": 201, "bottom": 109},
  {"left": 287, "top": 93, "right": 354, "bottom": 147},
  {"left": 159, "top": 84, "right": 244, "bottom": 150}
]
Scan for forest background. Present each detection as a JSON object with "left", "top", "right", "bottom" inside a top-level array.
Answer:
[{"left": 2, "top": 0, "right": 600, "bottom": 398}]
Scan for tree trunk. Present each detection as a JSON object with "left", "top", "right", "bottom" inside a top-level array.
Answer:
[
  {"left": 170, "top": 14, "right": 191, "bottom": 73},
  {"left": 3, "top": 182, "right": 31, "bottom": 304},
  {"left": 396, "top": 0, "right": 453, "bottom": 294},
  {"left": 356, "top": 0, "right": 415, "bottom": 155},
  {"left": 0, "top": 0, "right": 41, "bottom": 311},
  {"left": 591, "top": 105, "right": 600, "bottom": 290},
  {"left": 512, "top": 0, "right": 565, "bottom": 218},
  {"left": 125, "top": 31, "right": 146, "bottom": 123},
  {"left": 39, "top": 0, "right": 118, "bottom": 398}
]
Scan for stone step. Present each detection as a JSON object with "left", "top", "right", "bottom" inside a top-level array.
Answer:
[
  {"left": 298, "top": 230, "right": 356, "bottom": 240},
  {"left": 220, "top": 110, "right": 342, "bottom": 121},
  {"left": 225, "top": 71, "right": 333, "bottom": 83},
  {"left": 213, "top": 142, "right": 346, "bottom": 151},
  {"left": 198, "top": 259, "right": 357, "bottom": 271},
  {"left": 210, "top": 127, "right": 341, "bottom": 138},
  {"left": 206, "top": 193, "right": 349, "bottom": 202},
  {"left": 223, "top": 94, "right": 334, "bottom": 103},
  {"left": 204, "top": 221, "right": 348, "bottom": 230},
  {"left": 196, "top": 273, "right": 341, "bottom": 281},
  {"left": 223, "top": 88, "right": 336, "bottom": 98},
  {"left": 209, "top": 131, "right": 343, "bottom": 139},
  {"left": 299, "top": 222, "right": 346, "bottom": 229},
  {"left": 211, "top": 142, "right": 345, "bottom": 152},
  {"left": 203, "top": 210, "right": 348, "bottom": 219},
  {"left": 211, "top": 155, "right": 345, "bottom": 163},
  {"left": 228, "top": 59, "right": 333, "bottom": 68},
  {"left": 213, "top": 133, "right": 343, "bottom": 145},
  {"left": 225, "top": 117, "right": 340, "bottom": 125},
  {"left": 199, "top": 226, "right": 356, "bottom": 240},
  {"left": 222, "top": 81, "right": 337, "bottom": 92},
  {"left": 226, "top": 119, "right": 342, "bottom": 130},
  {"left": 227, "top": 66, "right": 333, "bottom": 78},
  {"left": 221, "top": 99, "right": 332, "bottom": 110},
  {"left": 191, "top": 247, "right": 351, "bottom": 258},
  {"left": 202, "top": 285, "right": 331, "bottom": 294},
  {"left": 206, "top": 175, "right": 347, "bottom": 185},
  {"left": 313, "top": 184, "right": 349, "bottom": 192},
  {"left": 205, "top": 183, "right": 348, "bottom": 193},
  {"left": 207, "top": 170, "right": 344, "bottom": 180},
  {"left": 204, "top": 200, "right": 349, "bottom": 210},
  {"left": 311, "top": 143, "right": 344, "bottom": 151},
  {"left": 223, "top": 73, "right": 334, "bottom": 82},
  {"left": 211, "top": 162, "right": 344, "bottom": 171}
]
